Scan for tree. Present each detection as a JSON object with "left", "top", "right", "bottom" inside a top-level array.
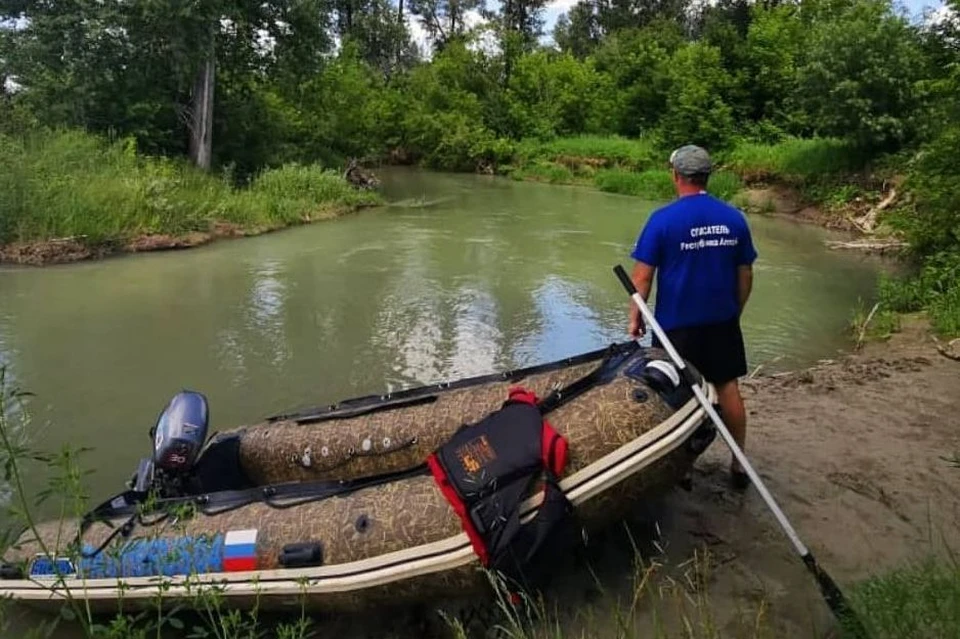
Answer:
[
  {"left": 657, "top": 42, "right": 736, "bottom": 149},
  {"left": 410, "top": 0, "right": 485, "bottom": 51},
  {"left": 796, "top": 0, "right": 926, "bottom": 149},
  {"left": 592, "top": 23, "right": 683, "bottom": 136},
  {"left": 743, "top": 3, "right": 805, "bottom": 127},
  {"left": 333, "top": 0, "right": 418, "bottom": 74},
  {"left": 552, "top": 3, "right": 601, "bottom": 57},
  {"left": 496, "top": 0, "right": 548, "bottom": 48},
  {"left": 1, "top": 0, "right": 333, "bottom": 168}
]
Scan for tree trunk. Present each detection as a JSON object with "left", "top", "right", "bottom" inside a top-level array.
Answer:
[{"left": 189, "top": 29, "right": 215, "bottom": 171}]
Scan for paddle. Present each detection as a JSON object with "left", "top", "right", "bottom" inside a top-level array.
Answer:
[{"left": 612, "top": 264, "right": 868, "bottom": 638}]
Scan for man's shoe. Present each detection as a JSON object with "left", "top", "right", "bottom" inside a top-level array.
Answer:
[{"left": 730, "top": 468, "right": 750, "bottom": 491}]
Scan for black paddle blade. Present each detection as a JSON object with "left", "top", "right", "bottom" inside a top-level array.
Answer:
[{"left": 802, "top": 552, "right": 870, "bottom": 638}]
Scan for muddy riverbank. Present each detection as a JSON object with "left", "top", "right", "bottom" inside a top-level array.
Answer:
[{"left": 0, "top": 204, "right": 364, "bottom": 266}]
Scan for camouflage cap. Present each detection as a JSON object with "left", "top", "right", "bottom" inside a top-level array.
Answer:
[{"left": 669, "top": 145, "right": 712, "bottom": 177}]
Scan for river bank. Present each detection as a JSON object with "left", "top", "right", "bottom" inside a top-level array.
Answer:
[
  {"left": 0, "top": 130, "right": 381, "bottom": 266},
  {"left": 663, "top": 314, "right": 960, "bottom": 637},
  {"left": 0, "top": 204, "right": 369, "bottom": 266},
  {"left": 0, "top": 132, "right": 900, "bottom": 267}
]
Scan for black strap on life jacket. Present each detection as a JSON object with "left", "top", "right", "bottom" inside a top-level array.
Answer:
[{"left": 426, "top": 387, "right": 578, "bottom": 584}]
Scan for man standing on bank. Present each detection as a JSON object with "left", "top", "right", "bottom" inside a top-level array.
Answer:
[{"left": 628, "top": 145, "right": 757, "bottom": 490}]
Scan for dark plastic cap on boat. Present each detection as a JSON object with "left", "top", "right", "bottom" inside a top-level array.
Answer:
[
  {"left": 279, "top": 542, "right": 324, "bottom": 568},
  {"left": 0, "top": 562, "right": 23, "bottom": 579}
]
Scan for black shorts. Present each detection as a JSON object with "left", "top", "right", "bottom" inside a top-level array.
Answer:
[{"left": 653, "top": 317, "right": 747, "bottom": 386}]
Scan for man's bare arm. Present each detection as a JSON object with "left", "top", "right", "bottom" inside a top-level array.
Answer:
[
  {"left": 628, "top": 261, "right": 656, "bottom": 336},
  {"left": 737, "top": 264, "right": 753, "bottom": 314}
]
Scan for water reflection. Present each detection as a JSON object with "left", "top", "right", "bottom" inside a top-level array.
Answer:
[
  {"left": 245, "top": 259, "right": 290, "bottom": 370},
  {"left": 513, "top": 276, "right": 616, "bottom": 365}
]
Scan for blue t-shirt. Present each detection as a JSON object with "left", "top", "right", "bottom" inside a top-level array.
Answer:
[{"left": 630, "top": 193, "right": 757, "bottom": 332}]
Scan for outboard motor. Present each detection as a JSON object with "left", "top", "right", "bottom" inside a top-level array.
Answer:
[
  {"left": 128, "top": 391, "right": 210, "bottom": 498},
  {"left": 151, "top": 390, "right": 210, "bottom": 474}
]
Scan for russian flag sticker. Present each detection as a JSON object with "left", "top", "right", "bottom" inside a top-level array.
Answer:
[{"left": 223, "top": 529, "right": 258, "bottom": 572}]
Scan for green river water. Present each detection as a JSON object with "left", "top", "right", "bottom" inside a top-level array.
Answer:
[{"left": 0, "top": 168, "right": 884, "bottom": 516}]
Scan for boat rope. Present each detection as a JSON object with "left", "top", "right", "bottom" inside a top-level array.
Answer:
[{"left": 270, "top": 341, "right": 638, "bottom": 425}]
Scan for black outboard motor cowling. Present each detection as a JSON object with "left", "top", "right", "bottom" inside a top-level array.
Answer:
[{"left": 151, "top": 391, "right": 210, "bottom": 475}]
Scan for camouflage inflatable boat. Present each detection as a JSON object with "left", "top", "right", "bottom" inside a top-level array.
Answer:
[{"left": 0, "top": 341, "right": 716, "bottom": 613}]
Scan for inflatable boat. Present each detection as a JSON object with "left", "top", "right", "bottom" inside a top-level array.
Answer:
[{"left": 0, "top": 341, "right": 716, "bottom": 614}]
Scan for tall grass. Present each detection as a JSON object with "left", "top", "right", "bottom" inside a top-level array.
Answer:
[
  {"left": 509, "top": 161, "right": 578, "bottom": 184},
  {"left": 0, "top": 129, "right": 380, "bottom": 248},
  {"left": 514, "top": 136, "right": 661, "bottom": 171},
  {"left": 443, "top": 548, "right": 771, "bottom": 639},
  {"left": 878, "top": 249, "right": 960, "bottom": 336},
  {"left": 509, "top": 136, "right": 746, "bottom": 203},
  {"left": 594, "top": 169, "right": 676, "bottom": 200},
  {"left": 845, "top": 556, "right": 960, "bottom": 639},
  {"left": 594, "top": 169, "right": 742, "bottom": 202},
  {"left": 723, "top": 138, "right": 868, "bottom": 183}
]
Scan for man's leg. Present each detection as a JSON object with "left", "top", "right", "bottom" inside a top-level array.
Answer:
[{"left": 715, "top": 379, "right": 747, "bottom": 474}]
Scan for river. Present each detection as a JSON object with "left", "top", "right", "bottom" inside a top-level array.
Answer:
[{"left": 0, "top": 168, "right": 883, "bottom": 517}]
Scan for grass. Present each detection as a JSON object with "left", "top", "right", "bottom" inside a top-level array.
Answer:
[
  {"left": 845, "top": 556, "right": 960, "bottom": 639},
  {"left": 0, "top": 128, "right": 380, "bottom": 250},
  {"left": 849, "top": 300, "right": 902, "bottom": 348},
  {"left": 513, "top": 135, "right": 661, "bottom": 172},
  {"left": 509, "top": 161, "right": 578, "bottom": 184},
  {"left": 594, "top": 169, "right": 676, "bottom": 200},
  {"left": 506, "top": 136, "right": 785, "bottom": 204},
  {"left": 594, "top": 169, "right": 742, "bottom": 202},
  {"left": 878, "top": 250, "right": 960, "bottom": 337},
  {"left": 722, "top": 137, "right": 869, "bottom": 184},
  {"left": 443, "top": 547, "right": 772, "bottom": 639}
]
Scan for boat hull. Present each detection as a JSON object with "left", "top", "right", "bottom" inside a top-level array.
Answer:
[{"left": 0, "top": 344, "right": 716, "bottom": 613}]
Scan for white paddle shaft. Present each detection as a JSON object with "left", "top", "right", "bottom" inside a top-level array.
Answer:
[{"left": 621, "top": 277, "right": 809, "bottom": 558}]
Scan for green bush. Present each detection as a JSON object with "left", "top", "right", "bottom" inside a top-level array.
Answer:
[
  {"left": 704, "top": 170, "right": 744, "bottom": 201},
  {"left": 896, "top": 126, "right": 960, "bottom": 254},
  {"left": 796, "top": 0, "right": 926, "bottom": 150},
  {"left": 656, "top": 42, "right": 736, "bottom": 151},
  {"left": 510, "top": 161, "right": 577, "bottom": 183},
  {"left": 594, "top": 169, "right": 675, "bottom": 200}
]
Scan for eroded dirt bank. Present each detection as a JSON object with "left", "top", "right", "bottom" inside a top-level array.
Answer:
[{"left": 0, "top": 207, "right": 358, "bottom": 266}]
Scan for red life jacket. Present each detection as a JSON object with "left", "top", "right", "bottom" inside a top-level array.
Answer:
[{"left": 426, "top": 387, "right": 571, "bottom": 570}]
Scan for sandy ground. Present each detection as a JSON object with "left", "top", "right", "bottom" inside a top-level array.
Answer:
[{"left": 641, "top": 315, "right": 960, "bottom": 637}]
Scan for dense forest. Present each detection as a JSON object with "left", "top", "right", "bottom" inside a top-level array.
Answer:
[
  {"left": 2, "top": 0, "right": 955, "bottom": 173},
  {"left": 1, "top": 0, "right": 959, "bottom": 332}
]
